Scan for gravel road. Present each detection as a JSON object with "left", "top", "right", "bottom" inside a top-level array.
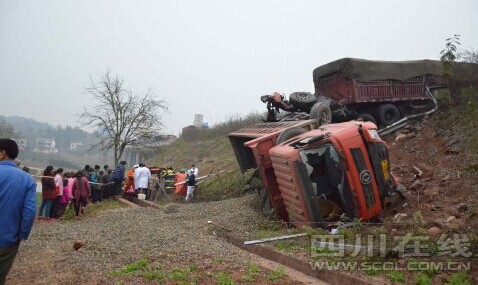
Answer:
[{"left": 8, "top": 194, "right": 271, "bottom": 284}]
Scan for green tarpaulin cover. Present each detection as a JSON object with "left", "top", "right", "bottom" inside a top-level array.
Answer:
[{"left": 313, "top": 58, "right": 443, "bottom": 82}]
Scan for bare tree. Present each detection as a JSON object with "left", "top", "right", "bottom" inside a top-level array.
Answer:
[
  {"left": 79, "top": 71, "right": 168, "bottom": 165},
  {"left": 0, "top": 118, "right": 14, "bottom": 139},
  {"left": 462, "top": 49, "right": 478, "bottom": 63}
]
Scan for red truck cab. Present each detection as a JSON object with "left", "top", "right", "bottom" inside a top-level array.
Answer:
[
  {"left": 229, "top": 120, "right": 403, "bottom": 228},
  {"left": 269, "top": 121, "right": 401, "bottom": 227}
]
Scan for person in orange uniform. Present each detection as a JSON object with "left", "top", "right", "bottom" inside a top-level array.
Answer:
[{"left": 123, "top": 165, "right": 138, "bottom": 195}]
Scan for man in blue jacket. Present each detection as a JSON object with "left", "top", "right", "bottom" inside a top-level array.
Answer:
[
  {"left": 113, "top": 161, "right": 126, "bottom": 196},
  {"left": 0, "top": 139, "right": 36, "bottom": 284}
]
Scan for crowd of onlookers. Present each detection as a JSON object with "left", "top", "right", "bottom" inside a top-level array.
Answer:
[
  {"left": 37, "top": 162, "right": 198, "bottom": 220},
  {"left": 38, "top": 164, "right": 116, "bottom": 221}
]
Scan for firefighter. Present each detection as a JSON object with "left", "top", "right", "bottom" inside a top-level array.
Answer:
[{"left": 163, "top": 166, "right": 175, "bottom": 193}]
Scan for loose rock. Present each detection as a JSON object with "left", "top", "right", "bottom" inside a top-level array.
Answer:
[
  {"left": 73, "top": 240, "right": 85, "bottom": 251},
  {"left": 457, "top": 203, "right": 468, "bottom": 213},
  {"left": 427, "top": 227, "right": 442, "bottom": 237},
  {"left": 395, "top": 134, "right": 407, "bottom": 141},
  {"left": 446, "top": 216, "right": 456, "bottom": 223}
]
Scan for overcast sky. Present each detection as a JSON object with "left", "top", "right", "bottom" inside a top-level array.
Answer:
[{"left": 1, "top": 0, "right": 477, "bottom": 135}]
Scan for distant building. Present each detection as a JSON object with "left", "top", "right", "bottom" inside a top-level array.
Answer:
[
  {"left": 194, "top": 114, "right": 204, "bottom": 127},
  {"left": 122, "top": 134, "right": 177, "bottom": 166},
  {"left": 181, "top": 125, "right": 197, "bottom": 137},
  {"left": 11, "top": 138, "right": 27, "bottom": 150},
  {"left": 70, "top": 142, "right": 85, "bottom": 151},
  {"left": 33, "top": 138, "right": 58, "bottom": 153}
]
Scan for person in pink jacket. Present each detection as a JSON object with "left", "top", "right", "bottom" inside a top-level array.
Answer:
[
  {"left": 71, "top": 171, "right": 91, "bottom": 219},
  {"left": 59, "top": 178, "right": 70, "bottom": 217}
]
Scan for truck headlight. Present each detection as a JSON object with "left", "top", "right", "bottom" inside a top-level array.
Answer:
[{"left": 368, "top": 129, "right": 381, "bottom": 140}]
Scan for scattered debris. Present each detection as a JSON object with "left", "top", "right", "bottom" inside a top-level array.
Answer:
[
  {"left": 408, "top": 180, "right": 422, "bottom": 191},
  {"left": 244, "top": 233, "right": 307, "bottom": 245},
  {"left": 73, "top": 240, "right": 85, "bottom": 251},
  {"left": 441, "top": 174, "right": 450, "bottom": 181},
  {"left": 412, "top": 166, "right": 423, "bottom": 178},
  {"left": 446, "top": 216, "right": 457, "bottom": 223},
  {"left": 393, "top": 213, "right": 408, "bottom": 223}
]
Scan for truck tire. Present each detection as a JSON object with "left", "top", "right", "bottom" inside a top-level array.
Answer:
[
  {"left": 289, "top": 92, "right": 316, "bottom": 110},
  {"left": 357, "top": 113, "right": 377, "bottom": 125},
  {"left": 277, "top": 127, "right": 307, "bottom": 144},
  {"left": 309, "top": 103, "right": 332, "bottom": 127},
  {"left": 258, "top": 188, "right": 274, "bottom": 218},
  {"left": 377, "top": 104, "right": 401, "bottom": 126}
]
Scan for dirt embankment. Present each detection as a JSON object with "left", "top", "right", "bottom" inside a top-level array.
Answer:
[{"left": 385, "top": 117, "right": 478, "bottom": 232}]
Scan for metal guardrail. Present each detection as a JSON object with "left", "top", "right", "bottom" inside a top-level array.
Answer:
[{"left": 378, "top": 85, "right": 444, "bottom": 135}]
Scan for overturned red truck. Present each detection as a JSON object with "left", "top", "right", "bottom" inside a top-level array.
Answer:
[{"left": 228, "top": 119, "right": 405, "bottom": 228}]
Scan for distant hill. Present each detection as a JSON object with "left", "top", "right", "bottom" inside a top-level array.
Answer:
[
  {"left": 0, "top": 115, "right": 111, "bottom": 169},
  {"left": 0, "top": 115, "right": 95, "bottom": 150}
]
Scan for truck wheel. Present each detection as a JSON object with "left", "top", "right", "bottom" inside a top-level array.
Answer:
[
  {"left": 357, "top": 113, "right": 377, "bottom": 125},
  {"left": 258, "top": 188, "right": 274, "bottom": 218},
  {"left": 246, "top": 169, "right": 263, "bottom": 191},
  {"left": 377, "top": 104, "right": 401, "bottom": 126},
  {"left": 309, "top": 103, "right": 332, "bottom": 127},
  {"left": 277, "top": 127, "right": 307, "bottom": 144},
  {"left": 289, "top": 92, "right": 316, "bottom": 110}
]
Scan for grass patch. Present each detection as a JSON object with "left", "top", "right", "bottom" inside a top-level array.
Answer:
[
  {"left": 445, "top": 271, "right": 472, "bottom": 285},
  {"left": 364, "top": 267, "right": 381, "bottom": 276},
  {"left": 274, "top": 241, "right": 299, "bottom": 252},
  {"left": 267, "top": 265, "right": 286, "bottom": 281},
  {"left": 414, "top": 272, "right": 432, "bottom": 285},
  {"left": 109, "top": 258, "right": 149, "bottom": 276},
  {"left": 215, "top": 272, "right": 235, "bottom": 285},
  {"left": 310, "top": 245, "right": 339, "bottom": 260},
  {"left": 198, "top": 170, "right": 249, "bottom": 201},
  {"left": 387, "top": 270, "right": 406, "bottom": 283},
  {"left": 62, "top": 199, "right": 125, "bottom": 221},
  {"left": 241, "top": 263, "right": 261, "bottom": 282},
  {"left": 168, "top": 267, "right": 191, "bottom": 281},
  {"left": 144, "top": 270, "right": 166, "bottom": 282}
]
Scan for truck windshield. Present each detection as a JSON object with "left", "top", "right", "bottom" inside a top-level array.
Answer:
[
  {"left": 299, "top": 145, "right": 342, "bottom": 198},
  {"left": 299, "top": 145, "right": 350, "bottom": 219}
]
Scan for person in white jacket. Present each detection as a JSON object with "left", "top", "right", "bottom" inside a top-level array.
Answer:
[
  {"left": 190, "top": 164, "right": 198, "bottom": 177},
  {"left": 134, "top": 163, "right": 151, "bottom": 197}
]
